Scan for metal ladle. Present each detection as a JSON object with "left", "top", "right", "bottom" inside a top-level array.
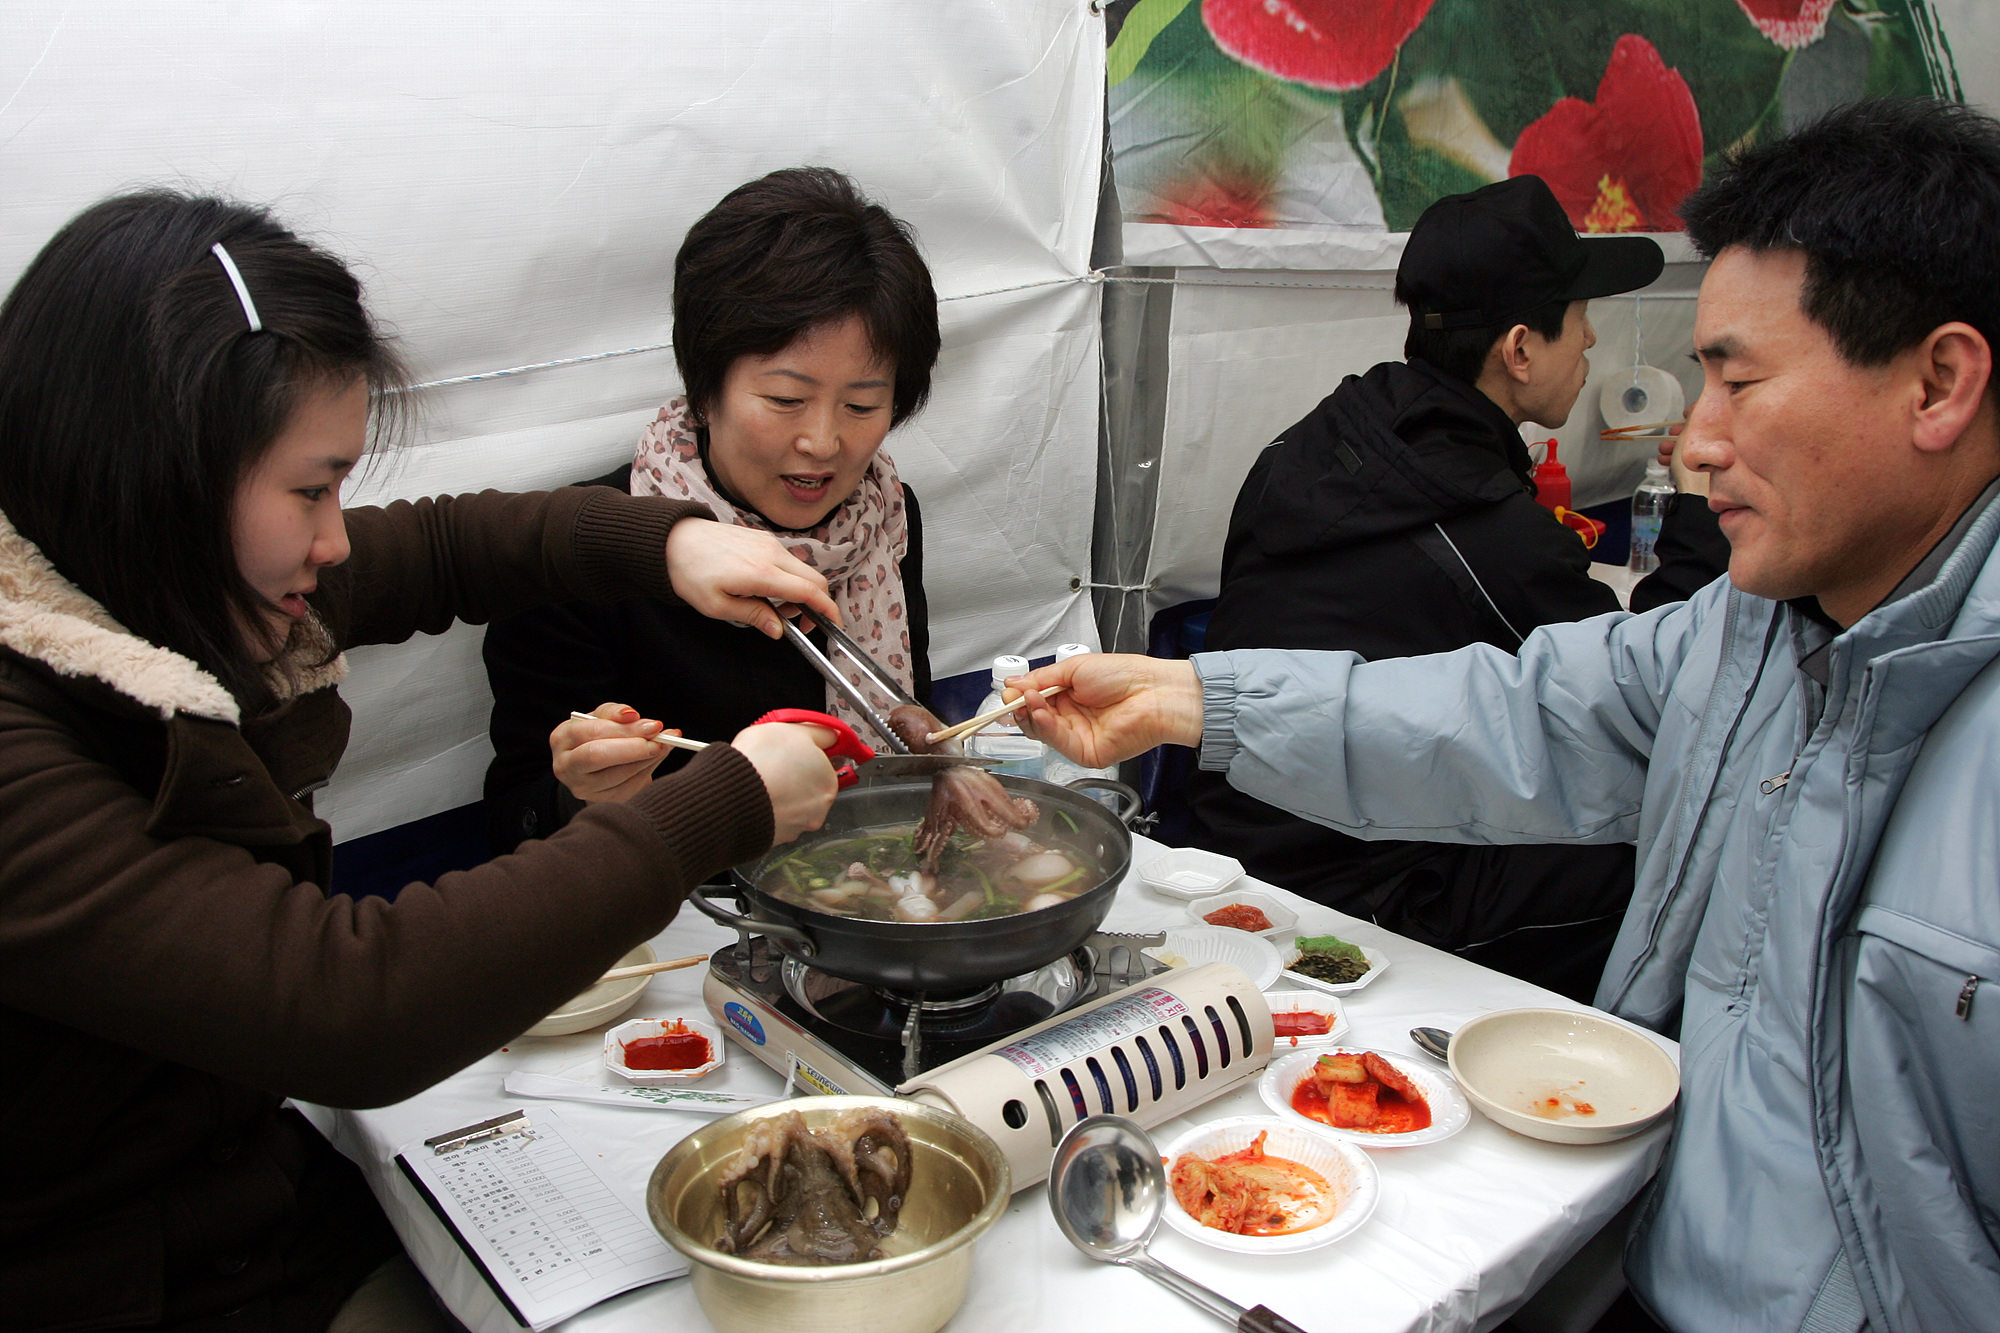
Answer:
[{"left": 1048, "top": 1116, "right": 1308, "bottom": 1333}]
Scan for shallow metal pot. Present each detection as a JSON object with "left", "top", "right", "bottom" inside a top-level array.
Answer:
[
  {"left": 688, "top": 774, "right": 1139, "bottom": 993},
  {"left": 646, "top": 1095, "right": 1011, "bottom": 1333}
]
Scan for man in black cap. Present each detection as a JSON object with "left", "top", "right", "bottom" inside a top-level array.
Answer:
[{"left": 1186, "top": 174, "right": 1680, "bottom": 999}]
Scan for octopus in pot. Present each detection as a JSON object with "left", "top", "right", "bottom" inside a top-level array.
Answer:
[
  {"left": 715, "top": 1108, "right": 914, "bottom": 1265},
  {"left": 887, "top": 703, "right": 1040, "bottom": 872}
]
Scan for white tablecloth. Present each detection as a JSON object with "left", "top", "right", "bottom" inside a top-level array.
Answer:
[{"left": 303, "top": 836, "right": 1673, "bottom": 1333}]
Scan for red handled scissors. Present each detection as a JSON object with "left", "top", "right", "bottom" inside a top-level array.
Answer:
[{"left": 751, "top": 707, "right": 876, "bottom": 788}]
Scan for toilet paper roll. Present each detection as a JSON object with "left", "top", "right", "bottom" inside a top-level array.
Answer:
[{"left": 1599, "top": 364, "right": 1685, "bottom": 431}]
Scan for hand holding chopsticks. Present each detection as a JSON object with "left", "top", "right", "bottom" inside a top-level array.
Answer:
[
  {"left": 567, "top": 711, "right": 707, "bottom": 751},
  {"left": 925, "top": 685, "right": 1067, "bottom": 746}
]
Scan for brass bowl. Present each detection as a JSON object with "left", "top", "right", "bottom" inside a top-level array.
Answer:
[{"left": 646, "top": 1096, "right": 1011, "bottom": 1333}]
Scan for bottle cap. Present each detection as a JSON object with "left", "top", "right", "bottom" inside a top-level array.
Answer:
[
  {"left": 990, "top": 654, "right": 1030, "bottom": 687},
  {"left": 1054, "top": 643, "right": 1093, "bottom": 662}
]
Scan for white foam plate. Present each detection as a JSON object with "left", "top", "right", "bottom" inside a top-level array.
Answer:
[
  {"left": 1145, "top": 926, "right": 1282, "bottom": 991},
  {"left": 1259, "top": 1048, "right": 1470, "bottom": 1149},
  {"left": 1183, "top": 890, "right": 1299, "bottom": 940},
  {"left": 1277, "top": 941, "right": 1391, "bottom": 996},
  {"left": 1137, "top": 847, "right": 1246, "bottom": 900},
  {"left": 1159, "top": 1115, "right": 1379, "bottom": 1254},
  {"left": 1261, "top": 991, "right": 1350, "bottom": 1052}
]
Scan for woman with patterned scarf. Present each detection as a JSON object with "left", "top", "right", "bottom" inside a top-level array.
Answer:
[{"left": 483, "top": 167, "right": 942, "bottom": 849}]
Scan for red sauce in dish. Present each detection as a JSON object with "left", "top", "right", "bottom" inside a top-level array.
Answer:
[
  {"left": 621, "top": 1022, "right": 711, "bottom": 1070},
  {"left": 1292, "top": 1075, "right": 1432, "bottom": 1134},
  {"left": 1203, "top": 904, "right": 1273, "bottom": 932},
  {"left": 1272, "top": 1011, "right": 1333, "bottom": 1038}
]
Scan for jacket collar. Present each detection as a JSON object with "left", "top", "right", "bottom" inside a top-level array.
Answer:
[{"left": 0, "top": 510, "right": 344, "bottom": 725}]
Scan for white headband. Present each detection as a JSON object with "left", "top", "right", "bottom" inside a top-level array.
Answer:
[{"left": 209, "top": 242, "right": 263, "bottom": 333}]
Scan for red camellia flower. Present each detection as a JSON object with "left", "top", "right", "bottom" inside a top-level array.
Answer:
[
  {"left": 1202, "top": 0, "right": 1437, "bottom": 92},
  {"left": 1735, "top": 0, "right": 1836, "bottom": 50},
  {"left": 1508, "top": 35, "right": 1703, "bottom": 233}
]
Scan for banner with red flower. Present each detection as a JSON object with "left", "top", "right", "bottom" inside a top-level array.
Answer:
[{"left": 1106, "top": 0, "right": 1959, "bottom": 239}]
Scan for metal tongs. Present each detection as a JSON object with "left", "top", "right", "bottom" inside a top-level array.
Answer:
[{"left": 775, "top": 608, "right": 997, "bottom": 776}]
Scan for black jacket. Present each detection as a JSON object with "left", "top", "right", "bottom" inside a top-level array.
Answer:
[
  {"left": 1186, "top": 359, "right": 1633, "bottom": 1000},
  {"left": 483, "top": 466, "right": 931, "bottom": 853}
]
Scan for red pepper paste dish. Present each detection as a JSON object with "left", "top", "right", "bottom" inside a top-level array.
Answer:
[
  {"left": 1203, "top": 902, "right": 1273, "bottom": 932},
  {"left": 605, "top": 1016, "right": 725, "bottom": 1083}
]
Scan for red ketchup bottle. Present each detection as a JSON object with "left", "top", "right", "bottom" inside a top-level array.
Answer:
[{"left": 1531, "top": 439, "right": 1571, "bottom": 511}]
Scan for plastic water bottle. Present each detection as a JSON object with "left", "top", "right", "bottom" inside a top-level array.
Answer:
[
  {"left": 965, "top": 654, "right": 1044, "bottom": 780},
  {"left": 1040, "top": 644, "right": 1119, "bottom": 799},
  {"left": 1629, "top": 461, "right": 1675, "bottom": 575}
]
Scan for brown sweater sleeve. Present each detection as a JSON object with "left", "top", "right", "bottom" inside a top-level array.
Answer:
[
  {"left": 0, "top": 689, "right": 772, "bottom": 1108},
  {"left": 327, "top": 488, "right": 709, "bottom": 649}
]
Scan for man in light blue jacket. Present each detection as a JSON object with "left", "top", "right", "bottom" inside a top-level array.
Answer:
[{"left": 1016, "top": 97, "right": 2000, "bottom": 1333}]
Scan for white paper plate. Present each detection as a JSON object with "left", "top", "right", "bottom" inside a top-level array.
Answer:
[
  {"left": 1159, "top": 1115, "right": 1379, "bottom": 1254},
  {"left": 1146, "top": 926, "right": 1282, "bottom": 991},
  {"left": 1278, "top": 942, "right": 1391, "bottom": 996},
  {"left": 1183, "top": 890, "right": 1299, "bottom": 940},
  {"left": 522, "top": 942, "right": 655, "bottom": 1037},
  {"left": 1261, "top": 991, "right": 1349, "bottom": 1052},
  {"left": 1259, "top": 1048, "right": 1470, "bottom": 1148}
]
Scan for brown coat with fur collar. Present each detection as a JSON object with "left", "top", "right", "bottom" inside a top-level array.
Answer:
[{"left": 0, "top": 488, "right": 775, "bottom": 1331}]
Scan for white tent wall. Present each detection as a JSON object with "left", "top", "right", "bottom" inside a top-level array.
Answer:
[{"left": 0, "top": 1, "right": 1108, "bottom": 840}]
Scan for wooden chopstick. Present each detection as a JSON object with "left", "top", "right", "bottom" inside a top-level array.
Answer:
[
  {"left": 1599, "top": 419, "right": 1686, "bottom": 439},
  {"left": 596, "top": 953, "right": 710, "bottom": 983},
  {"left": 568, "top": 711, "right": 706, "bottom": 751},
  {"left": 926, "top": 684, "right": 1067, "bottom": 746}
]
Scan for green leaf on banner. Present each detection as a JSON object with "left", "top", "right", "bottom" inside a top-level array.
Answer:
[
  {"left": 1108, "top": 0, "right": 1195, "bottom": 86},
  {"left": 1854, "top": 0, "right": 1962, "bottom": 99}
]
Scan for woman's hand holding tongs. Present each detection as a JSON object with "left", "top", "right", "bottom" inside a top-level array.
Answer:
[{"left": 663, "top": 518, "right": 842, "bottom": 638}]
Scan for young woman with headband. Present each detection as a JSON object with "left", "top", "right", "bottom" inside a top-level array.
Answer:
[{"left": 0, "top": 192, "right": 842, "bottom": 1330}]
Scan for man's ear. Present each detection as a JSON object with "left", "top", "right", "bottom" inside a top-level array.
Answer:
[
  {"left": 1494, "top": 324, "right": 1534, "bottom": 386},
  {"left": 1913, "top": 322, "right": 1993, "bottom": 455}
]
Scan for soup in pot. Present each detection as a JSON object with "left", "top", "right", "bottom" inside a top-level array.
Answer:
[{"left": 760, "top": 817, "right": 1103, "bottom": 923}]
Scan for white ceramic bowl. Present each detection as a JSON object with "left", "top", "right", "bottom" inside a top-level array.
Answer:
[
  {"left": 1261, "top": 991, "right": 1349, "bottom": 1053},
  {"left": 1144, "top": 926, "right": 1282, "bottom": 990},
  {"left": 1137, "top": 847, "right": 1245, "bottom": 900},
  {"left": 1159, "top": 1115, "right": 1378, "bottom": 1254},
  {"left": 1259, "top": 1048, "right": 1471, "bottom": 1149},
  {"left": 1278, "top": 940, "right": 1390, "bottom": 996},
  {"left": 1183, "top": 890, "right": 1299, "bottom": 940},
  {"left": 605, "top": 1015, "right": 726, "bottom": 1084},
  {"left": 1448, "top": 1008, "right": 1680, "bottom": 1145},
  {"left": 523, "top": 942, "right": 656, "bottom": 1037}
]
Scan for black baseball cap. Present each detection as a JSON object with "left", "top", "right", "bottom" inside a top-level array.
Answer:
[{"left": 1398, "top": 176, "right": 1664, "bottom": 331}]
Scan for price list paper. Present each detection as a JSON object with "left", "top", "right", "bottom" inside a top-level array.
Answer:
[{"left": 396, "top": 1108, "right": 684, "bottom": 1329}]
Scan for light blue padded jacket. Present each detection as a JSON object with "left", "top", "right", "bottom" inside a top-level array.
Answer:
[{"left": 1193, "top": 500, "right": 2000, "bottom": 1333}]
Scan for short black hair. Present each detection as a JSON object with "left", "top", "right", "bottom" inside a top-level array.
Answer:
[
  {"left": 1397, "top": 292, "right": 1571, "bottom": 384},
  {"left": 1681, "top": 97, "right": 2000, "bottom": 367},
  {"left": 673, "top": 168, "right": 940, "bottom": 426},
  {"left": 0, "top": 191, "right": 406, "bottom": 707}
]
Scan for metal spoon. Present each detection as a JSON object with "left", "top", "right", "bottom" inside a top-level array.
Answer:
[
  {"left": 1048, "top": 1116, "right": 1308, "bottom": 1333},
  {"left": 1410, "top": 1026, "right": 1453, "bottom": 1064}
]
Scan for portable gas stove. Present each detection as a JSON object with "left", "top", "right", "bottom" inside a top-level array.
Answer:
[{"left": 703, "top": 933, "right": 1276, "bottom": 1189}]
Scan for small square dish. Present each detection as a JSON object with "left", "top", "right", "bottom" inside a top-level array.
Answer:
[
  {"left": 1184, "top": 890, "right": 1298, "bottom": 939},
  {"left": 1279, "top": 937, "right": 1391, "bottom": 995},
  {"left": 1137, "top": 847, "right": 1245, "bottom": 900},
  {"left": 604, "top": 1016, "right": 724, "bottom": 1084},
  {"left": 1263, "top": 990, "right": 1349, "bottom": 1051}
]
